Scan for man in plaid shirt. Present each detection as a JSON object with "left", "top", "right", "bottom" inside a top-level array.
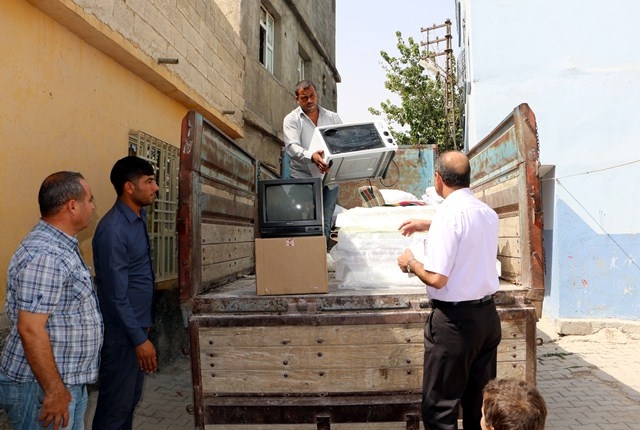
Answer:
[{"left": 0, "top": 171, "right": 103, "bottom": 430}]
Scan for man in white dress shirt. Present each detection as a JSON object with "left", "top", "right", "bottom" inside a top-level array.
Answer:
[
  {"left": 397, "top": 150, "right": 502, "bottom": 430},
  {"left": 282, "top": 79, "right": 342, "bottom": 248}
]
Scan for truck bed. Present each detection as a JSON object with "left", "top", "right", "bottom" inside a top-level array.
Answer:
[
  {"left": 189, "top": 277, "right": 536, "bottom": 429},
  {"left": 179, "top": 104, "right": 544, "bottom": 429}
]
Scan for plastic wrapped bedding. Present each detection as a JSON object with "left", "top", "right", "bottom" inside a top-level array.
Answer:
[
  {"left": 334, "top": 205, "right": 438, "bottom": 229},
  {"left": 330, "top": 205, "right": 439, "bottom": 288}
]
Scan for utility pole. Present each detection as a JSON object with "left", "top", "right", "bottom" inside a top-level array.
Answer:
[{"left": 420, "top": 19, "right": 456, "bottom": 150}]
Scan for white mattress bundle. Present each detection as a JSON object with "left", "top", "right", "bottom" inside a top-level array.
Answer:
[{"left": 330, "top": 206, "right": 438, "bottom": 288}]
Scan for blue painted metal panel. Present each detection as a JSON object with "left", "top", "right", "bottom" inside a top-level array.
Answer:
[{"left": 337, "top": 145, "right": 437, "bottom": 209}]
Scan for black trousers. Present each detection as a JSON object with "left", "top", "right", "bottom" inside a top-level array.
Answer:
[
  {"left": 92, "top": 329, "right": 146, "bottom": 430},
  {"left": 422, "top": 300, "right": 501, "bottom": 430}
]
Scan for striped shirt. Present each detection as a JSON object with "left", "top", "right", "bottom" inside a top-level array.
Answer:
[{"left": 1, "top": 220, "right": 103, "bottom": 385}]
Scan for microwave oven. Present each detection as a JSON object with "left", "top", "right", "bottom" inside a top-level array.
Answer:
[{"left": 308, "top": 121, "right": 397, "bottom": 187}]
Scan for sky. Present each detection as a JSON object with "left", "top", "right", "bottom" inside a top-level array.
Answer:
[{"left": 335, "top": 0, "right": 457, "bottom": 123}]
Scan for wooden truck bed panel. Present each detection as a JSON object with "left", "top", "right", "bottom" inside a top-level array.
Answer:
[
  {"left": 179, "top": 112, "right": 276, "bottom": 297},
  {"left": 190, "top": 303, "right": 535, "bottom": 428},
  {"left": 468, "top": 103, "right": 544, "bottom": 315}
]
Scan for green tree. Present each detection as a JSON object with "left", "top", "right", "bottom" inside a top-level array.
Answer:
[{"left": 369, "top": 31, "right": 462, "bottom": 151}]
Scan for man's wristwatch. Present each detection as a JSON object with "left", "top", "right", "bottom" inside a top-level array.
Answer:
[{"left": 406, "top": 258, "right": 417, "bottom": 273}]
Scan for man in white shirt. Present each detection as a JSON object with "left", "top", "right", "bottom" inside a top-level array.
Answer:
[
  {"left": 397, "top": 150, "right": 502, "bottom": 430},
  {"left": 282, "top": 80, "right": 342, "bottom": 248}
]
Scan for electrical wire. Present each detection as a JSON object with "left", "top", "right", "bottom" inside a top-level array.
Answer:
[
  {"left": 540, "top": 159, "right": 640, "bottom": 181},
  {"left": 556, "top": 179, "right": 640, "bottom": 272},
  {"left": 376, "top": 159, "right": 400, "bottom": 188}
]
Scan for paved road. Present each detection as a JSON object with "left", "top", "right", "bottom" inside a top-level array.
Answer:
[{"left": 537, "top": 317, "right": 640, "bottom": 429}]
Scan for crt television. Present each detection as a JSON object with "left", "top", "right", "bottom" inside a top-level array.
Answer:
[
  {"left": 258, "top": 177, "right": 324, "bottom": 238},
  {"left": 308, "top": 121, "right": 397, "bottom": 187}
]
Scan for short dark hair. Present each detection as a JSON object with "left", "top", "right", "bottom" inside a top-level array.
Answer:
[
  {"left": 110, "top": 156, "right": 155, "bottom": 196},
  {"left": 435, "top": 150, "right": 470, "bottom": 188},
  {"left": 483, "top": 378, "right": 547, "bottom": 430},
  {"left": 294, "top": 79, "right": 317, "bottom": 97},
  {"left": 38, "top": 171, "right": 86, "bottom": 217}
]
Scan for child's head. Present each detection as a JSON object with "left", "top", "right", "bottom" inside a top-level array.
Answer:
[{"left": 481, "top": 378, "right": 547, "bottom": 430}]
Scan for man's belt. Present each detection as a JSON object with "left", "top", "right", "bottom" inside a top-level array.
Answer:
[{"left": 430, "top": 294, "right": 494, "bottom": 309}]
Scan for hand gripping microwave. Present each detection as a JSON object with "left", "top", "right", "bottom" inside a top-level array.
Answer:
[{"left": 307, "top": 121, "right": 397, "bottom": 187}]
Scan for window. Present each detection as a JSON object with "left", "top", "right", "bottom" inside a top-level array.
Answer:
[
  {"left": 129, "top": 131, "right": 180, "bottom": 283},
  {"left": 298, "top": 55, "right": 307, "bottom": 81},
  {"left": 297, "top": 55, "right": 305, "bottom": 81},
  {"left": 259, "top": 5, "right": 274, "bottom": 73}
]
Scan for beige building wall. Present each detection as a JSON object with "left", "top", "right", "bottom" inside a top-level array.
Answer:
[
  {"left": 0, "top": 0, "right": 339, "bottom": 312},
  {"left": 0, "top": 0, "right": 247, "bottom": 309}
]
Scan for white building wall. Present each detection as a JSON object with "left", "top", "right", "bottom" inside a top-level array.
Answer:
[{"left": 459, "top": 0, "right": 640, "bottom": 320}]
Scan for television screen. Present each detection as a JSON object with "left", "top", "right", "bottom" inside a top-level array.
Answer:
[
  {"left": 264, "top": 183, "right": 316, "bottom": 222},
  {"left": 320, "top": 123, "right": 386, "bottom": 154},
  {"left": 258, "top": 178, "right": 323, "bottom": 238}
]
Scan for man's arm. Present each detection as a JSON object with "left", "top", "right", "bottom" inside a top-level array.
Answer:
[
  {"left": 18, "top": 310, "right": 71, "bottom": 430},
  {"left": 398, "top": 219, "right": 432, "bottom": 236},
  {"left": 397, "top": 249, "right": 448, "bottom": 288},
  {"left": 283, "top": 113, "right": 310, "bottom": 162},
  {"left": 94, "top": 226, "right": 148, "bottom": 346}
]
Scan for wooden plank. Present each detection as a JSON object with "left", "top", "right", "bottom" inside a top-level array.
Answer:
[
  {"left": 200, "top": 343, "right": 424, "bottom": 371},
  {"left": 189, "top": 306, "right": 206, "bottom": 429},
  {"left": 198, "top": 324, "right": 425, "bottom": 347},
  {"left": 497, "top": 361, "right": 528, "bottom": 380},
  {"left": 202, "top": 395, "right": 423, "bottom": 427},
  {"left": 202, "top": 242, "right": 254, "bottom": 264},
  {"left": 196, "top": 316, "right": 529, "bottom": 346},
  {"left": 193, "top": 305, "right": 536, "bottom": 426},
  {"left": 500, "top": 256, "right": 522, "bottom": 284},
  {"left": 479, "top": 181, "right": 519, "bottom": 215},
  {"left": 498, "top": 215, "right": 520, "bottom": 238},
  {"left": 498, "top": 237, "right": 521, "bottom": 259},
  {"left": 202, "top": 224, "right": 254, "bottom": 244},
  {"left": 206, "top": 423, "right": 426, "bottom": 429},
  {"left": 499, "top": 310, "right": 529, "bottom": 337},
  {"left": 200, "top": 125, "right": 256, "bottom": 193},
  {"left": 178, "top": 112, "right": 203, "bottom": 299},
  {"left": 497, "top": 339, "right": 527, "bottom": 361},
  {"left": 205, "top": 426, "right": 318, "bottom": 430},
  {"left": 200, "top": 357, "right": 527, "bottom": 395},
  {"left": 200, "top": 186, "right": 256, "bottom": 221},
  {"left": 201, "top": 366, "right": 423, "bottom": 394},
  {"left": 479, "top": 174, "right": 519, "bottom": 194},
  {"left": 524, "top": 305, "right": 538, "bottom": 383},
  {"left": 199, "top": 341, "right": 525, "bottom": 373},
  {"left": 206, "top": 422, "right": 426, "bottom": 429},
  {"left": 201, "top": 257, "right": 254, "bottom": 286}
]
